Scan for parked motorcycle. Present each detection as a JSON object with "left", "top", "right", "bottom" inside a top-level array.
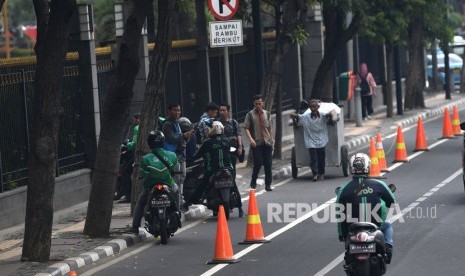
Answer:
[
  {"left": 144, "top": 182, "right": 181, "bottom": 244},
  {"left": 335, "top": 184, "right": 396, "bottom": 276}
]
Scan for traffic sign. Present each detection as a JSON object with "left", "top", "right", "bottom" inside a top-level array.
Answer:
[
  {"left": 209, "top": 20, "right": 243, "bottom": 48},
  {"left": 208, "top": 0, "right": 239, "bottom": 20}
]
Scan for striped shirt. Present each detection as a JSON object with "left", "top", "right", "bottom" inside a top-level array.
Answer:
[{"left": 297, "top": 111, "right": 329, "bottom": 148}]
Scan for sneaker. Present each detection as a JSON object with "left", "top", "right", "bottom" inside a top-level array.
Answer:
[
  {"left": 238, "top": 209, "right": 244, "bottom": 218},
  {"left": 312, "top": 175, "right": 318, "bottom": 182},
  {"left": 367, "top": 115, "right": 372, "bottom": 120},
  {"left": 250, "top": 182, "right": 257, "bottom": 189},
  {"left": 265, "top": 186, "right": 273, "bottom": 192},
  {"left": 385, "top": 245, "right": 393, "bottom": 264},
  {"left": 318, "top": 175, "right": 325, "bottom": 181}
]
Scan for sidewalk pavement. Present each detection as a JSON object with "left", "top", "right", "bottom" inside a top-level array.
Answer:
[{"left": 1, "top": 91, "right": 465, "bottom": 276}]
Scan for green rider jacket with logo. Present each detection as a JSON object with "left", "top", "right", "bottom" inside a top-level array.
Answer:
[
  {"left": 141, "top": 148, "right": 178, "bottom": 190},
  {"left": 336, "top": 177, "right": 396, "bottom": 239}
]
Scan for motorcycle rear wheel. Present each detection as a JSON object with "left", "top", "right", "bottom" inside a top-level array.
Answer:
[
  {"left": 219, "top": 189, "right": 230, "bottom": 220},
  {"left": 159, "top": 218, "right": 169, "bottom": 245},
  {"left": 352, "top": 260, "right": 370, "bottom": 276}
]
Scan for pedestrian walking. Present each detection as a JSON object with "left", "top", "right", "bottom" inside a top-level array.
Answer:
[
  {"left": 356, "top": 63, "right": 377, "bottom": 120},
  {"left": 244, "top": 95, "right": 274, "bottom": 191}
]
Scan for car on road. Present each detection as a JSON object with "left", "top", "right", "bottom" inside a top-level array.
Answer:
[{"left": 426, "top": 53, "right": 463, "bottom": 86}]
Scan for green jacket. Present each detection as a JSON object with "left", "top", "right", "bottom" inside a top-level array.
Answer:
[
  {"left": 141, "top": 147, "right": 178, "bottom": 190},
  {"left": 126, "top": 125, "right": 139, "bottom": 152},
  {"left": 194, "top": 134, "right": 232, "bottom": 173}
]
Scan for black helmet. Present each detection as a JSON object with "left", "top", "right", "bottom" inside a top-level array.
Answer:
[{"left": 147, "top": 130, "right": 165, "bottom": 149}]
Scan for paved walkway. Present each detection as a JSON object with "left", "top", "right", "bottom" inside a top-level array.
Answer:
[{"left": 1, "top": 91, "right": 465, "bottom": 276}]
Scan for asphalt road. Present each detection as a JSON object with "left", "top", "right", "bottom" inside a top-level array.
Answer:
[{"left": 77, "top": 113, "right": 465, "bottom": 276}]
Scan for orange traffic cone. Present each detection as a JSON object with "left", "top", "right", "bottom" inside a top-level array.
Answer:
[
  {"left": 414, "top": 117, "right": 428, "bottom": 151},
  {"left": 393, "top": 126, "right": 409, "bottom": 163},
  {"left": 239, "top": 190, "right": 271, "bottom": 244},
  {"left": 375, "top": 133, "right": 388, "bottom": 172},
  {"left": 368, "top": 138, "right": 382, "bottom": 178},
  {"left": 207, "top": 205, "right": 240, "bottom": 264},
  {"left": 442, "top": 107, "right": 454, "bottom": 139},
  {"left": 452, "top": 105, "right": 461, "bottom": 136},
  {"left": 70, "top": 271, "right": 77, "bottom": 276}
]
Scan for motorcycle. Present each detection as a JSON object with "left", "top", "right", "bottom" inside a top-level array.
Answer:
[
  {"left": 144, "top": 182, "right": 181, "bottom": 244},
  {"left": 335, "top": 184, "right": 396, "bottom": 276},
  {"left": 203, "top": 168, "right": 239, "bottom": 220}
]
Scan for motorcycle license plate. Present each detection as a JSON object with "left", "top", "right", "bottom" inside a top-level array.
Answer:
[
  {"left": 151, "top": 199, "right": 171, "bottom": 207},
  {"left": 349, "top": 243, "right": 376, "bottom": 254},
  {"left": 214, "top": 179, "right": 233, "bottom": 188}
]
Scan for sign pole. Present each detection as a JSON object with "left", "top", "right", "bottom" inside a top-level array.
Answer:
[
  {"left": 224, "top": 46, "right": 232, "bottom": 108},
  {"left": 208, "top": 0, "right": 241, "bottom": 112}
]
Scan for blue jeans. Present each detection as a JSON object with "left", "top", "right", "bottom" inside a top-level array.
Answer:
[{"left": 380, "top": 222, "right": 393, "bottom": 246}]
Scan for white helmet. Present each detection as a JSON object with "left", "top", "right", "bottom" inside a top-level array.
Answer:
[
  {"left": 208, "top": 121, "right": 224, "bottom": 137},
  {"left": 350, "top": 153, "right": 371, "bottom": 176}
]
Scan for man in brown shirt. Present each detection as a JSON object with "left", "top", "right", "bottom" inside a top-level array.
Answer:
[{"left": 244, "top": 95, "right": 274, "bottom": 191}]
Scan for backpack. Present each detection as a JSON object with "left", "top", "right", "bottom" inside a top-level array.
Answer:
[{"left": 359, "top": 73, "right": 370, "bottom": 95}]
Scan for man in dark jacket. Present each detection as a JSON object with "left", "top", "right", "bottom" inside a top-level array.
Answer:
[{"left": 182, "top": 121, "right": 233, "bottom": 211}]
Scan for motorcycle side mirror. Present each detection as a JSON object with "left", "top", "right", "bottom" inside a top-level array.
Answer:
[
  {"left": 388, "top": 183, "right": 396, "bottom": 193},
  {"left": 230, "top": 147, "right": 236, "bottom": 153},
  {"left": 335, "top": 187, "right": 341, "bottom": 195}
]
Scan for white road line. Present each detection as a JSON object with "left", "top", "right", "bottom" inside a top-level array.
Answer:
[
  {"left": 313, "top": 168, "right": 462, "bottom": 276},
  {"left": 200, "top": 198, "right": 336, "bottom": 276},
  {"left": 79, "top": 174, "right": 307, "bottom": 276}
]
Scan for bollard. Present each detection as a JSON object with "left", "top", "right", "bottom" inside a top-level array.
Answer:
[{"left": 354, "top": 87, "right": 363, "bottom": 127}]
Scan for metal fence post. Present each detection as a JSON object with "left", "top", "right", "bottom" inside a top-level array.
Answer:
[
  {"left": 22, "top": 69, "right": 30, "bottom": 152},
  {"left": 0, "top": 151, "right": 3, "bottom": 192}
]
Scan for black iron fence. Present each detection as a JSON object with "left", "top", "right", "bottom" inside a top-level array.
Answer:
[
  {"left": 0, "top": 35, "right": 298, "bottom": 193},
  {"left": 0, "top": 63, "right": 88, "bottom": 192}
]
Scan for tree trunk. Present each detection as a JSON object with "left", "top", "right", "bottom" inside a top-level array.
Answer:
[
  {"left": 21, "top": 0, "right": 76, "bottom": 262},
  {"left": 431, "top": 41, "right": 441, "bottom": 91},
  {"left": 147, "top": 1, "right": 156, "bottom": 43},
  {"left": 83, "top": 0, "right": 151, "bottom": 237},
  {"left": 194, "top": 0, "right": 210, "bottom": 111},
  {"left": 262, "top": 0, "right": 308, "bottom": 111},
  {"left": 311, "top": 3, "right": 360, "bottom": 101},
  {"left": 272, "top": 81, "right": 282, "bottom": 159},
  {"left": 131, "top": 0, "right": 180, "bottom": 213},
  {"left": 260, "top": 0, "right": 308, "bottom": 160},
  {"left": 405, "top": 13, "right": 425, "bottom": 110},
  {"left": 385, "top": 44, "right": 393, "bottom": 118}
]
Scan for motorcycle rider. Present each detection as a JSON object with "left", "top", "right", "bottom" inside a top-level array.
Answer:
[
  {"left": 336, "top": 153, "right": 395, "bottom": 264},
  {"left": 218, "top": 103, "right": 244, "bottom": 217},
  {"left": 129, "top": 130, "right": 180, "bottom": 234},
  {"left": 114, "top": 113, "right": 140, "bottom": 202},
  {"left": 182, "top": 121, "right": 233, "bottom": 212}
]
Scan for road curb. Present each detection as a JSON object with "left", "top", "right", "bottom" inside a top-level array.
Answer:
[
  {"left": 35, "top": 233, "right": 147, "bottom": 276},
  {"left": 35, "top": 95, "right": 465, "bottom": 276},
  {"left": 343, "top": 97, "right": 465, "bottom": 152}
]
